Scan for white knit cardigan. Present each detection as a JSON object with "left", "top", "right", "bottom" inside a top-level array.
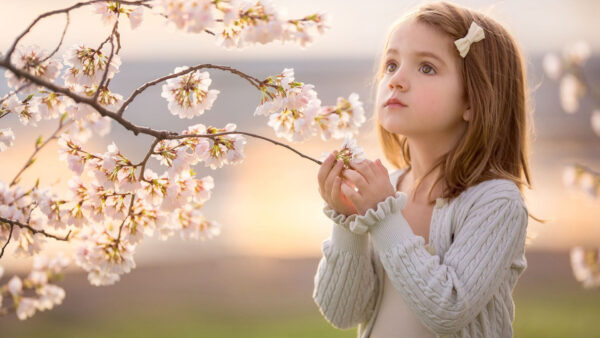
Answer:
[{"left": 312, "top": 168, "right": 529, "bottom": 338}]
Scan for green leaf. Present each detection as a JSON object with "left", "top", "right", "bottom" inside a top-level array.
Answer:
[{"left": 35, "top": 135, "right": 43, "bottom": 148}]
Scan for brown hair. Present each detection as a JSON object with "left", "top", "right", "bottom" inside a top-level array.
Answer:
[{"left": 373, "top": 1, "right": 546, "bottom": 225}]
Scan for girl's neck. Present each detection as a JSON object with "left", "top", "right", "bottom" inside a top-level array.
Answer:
[{"left": 400, "top": 165, "right": 445, "bottom": 205}]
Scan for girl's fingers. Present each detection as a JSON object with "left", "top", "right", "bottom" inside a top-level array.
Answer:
[
  {"left": 324, "top": 159, "right": 344, "bottom": 198},
  {"left": 348, "top": 159, "right": 376, "bottom": 183},
  {"left": 374, "top": 159, "right": 388, "bottom": 175},
  {"left": 340, "top": 179, "right": 361, "bottom": 212},
  {"left": 317, "top": 151, "right": 336, "bottom": 187},
  {"left": 341, "top": 168, "right": 369, "bottom": 192},
  {"left": 331, "top": 176, "right": 343, "bottom": 206}
]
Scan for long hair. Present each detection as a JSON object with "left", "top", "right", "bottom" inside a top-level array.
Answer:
[{"left": 373, "top": 1, "right": 545, "bottom": 224}]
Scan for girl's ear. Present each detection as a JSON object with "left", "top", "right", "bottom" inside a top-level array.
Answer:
[{"left": 463, "top": 106, "right": 472, "bottom": 122}]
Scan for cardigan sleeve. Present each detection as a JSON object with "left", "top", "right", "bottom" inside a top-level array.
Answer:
[
  {"left": 311, "top": 204, "right": 379, "bottom": 330},
  {"left": 348, "top": 191, "right": 529, "bottom": 335}
]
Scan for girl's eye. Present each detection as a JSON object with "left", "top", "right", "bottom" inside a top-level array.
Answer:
[
  {"left": 420, "top": 63, "right": 436, "bottom": 75},
  {"left": 385, "top": 62, "right": 397, "bottom": 73}
]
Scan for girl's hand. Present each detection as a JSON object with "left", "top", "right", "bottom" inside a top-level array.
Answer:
[
  {"left": 317, "top": 151, "right": 359, "bottom": 217},
  {"left": 340, "top": 159, "right": 396, "bottom": 216}
]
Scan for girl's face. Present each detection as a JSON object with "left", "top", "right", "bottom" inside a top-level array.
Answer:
[{"left": 376, "top": 18, "right": 470, "bottom": 140}]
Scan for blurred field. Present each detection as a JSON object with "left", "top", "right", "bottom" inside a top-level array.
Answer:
[{"left": 1, "top": 250, "right": 600, "bottom": 338}]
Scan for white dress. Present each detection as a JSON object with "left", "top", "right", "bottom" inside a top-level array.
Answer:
[{"left": 369, "top": 263, "right": 437, "bottom": 338}]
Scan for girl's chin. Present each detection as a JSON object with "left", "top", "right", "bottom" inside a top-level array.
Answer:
[{"left": 379, "top": 118, "right": 406, "bottom": 134}]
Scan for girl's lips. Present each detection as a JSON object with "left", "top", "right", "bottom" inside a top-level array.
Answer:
[{"left": 384, "top": 98, "right": 408, "bottom": 107}]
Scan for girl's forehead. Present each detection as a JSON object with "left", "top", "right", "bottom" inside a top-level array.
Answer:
[{"left": 386, "top": 19, "right": 456, "bottom": 61}]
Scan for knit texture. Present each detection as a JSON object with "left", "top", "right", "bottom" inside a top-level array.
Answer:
[{"left": 312, "top": 168, "right": 529, "bottom": 338}]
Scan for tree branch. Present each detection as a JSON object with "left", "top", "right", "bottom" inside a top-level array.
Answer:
[{"left": 0, "top": 216, "right": 72, "bottom": 259}]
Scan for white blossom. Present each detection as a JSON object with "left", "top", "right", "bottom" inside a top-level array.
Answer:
[
  {"left": 128, "top": 6, "right": 144, "bottom": 29},
  {"left": 562, "top": 165, "right": 578, "bottom": 189},
  {"left": 30, "top": 92, "right": 68, "bottom": 120},
  {"left": 8, "top": 276, "right": 23, "bottom": 295},
  {"left": 178, "top": 204, "right": 220, "bottom": 240},
  {"left": 579, "top": 172, "right": 597, "bottom": 198},
  {"left": 330, "top": 93, "right": 366, "bottom": 139},
  {"left": 334, "top": 136, "right": 366, "bottom": 169},
  {"left": 542, "top": 53, "right": 562, "bottom": 80},
  {"left": 563, "top": 40, "right": 591, "bottom": 66},
  {"left": 200, "top": 123, "right": 246, "bottom": 169},
  {"left": 559, "top": 74, "right": 585, "bottom": 114},
  {"left": 161, "top": 66, "right": 219, "bottom": 119},
  {"left": 62, "top": 44, "right": 121, "bottom": 91},
  {"left": 4, "top": 45, "right": 63, "bottom": 95},
  {"left": 570, "top": 246, "right": 600, "bottom": 289},
  {"left": 0, "top": 128, "right": 15, "bottom": 152},
  {"left": 36, "top": 284, "right": 66, "bottom": 311},
  {"left": 17, "top": 297, "right": 38, "bottom": 320}
]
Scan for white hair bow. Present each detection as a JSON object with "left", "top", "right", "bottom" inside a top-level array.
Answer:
[{"left": 454, "top": 21, "right": 485, "bottom": 58}]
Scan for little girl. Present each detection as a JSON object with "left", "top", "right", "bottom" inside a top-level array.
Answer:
[{"left": 314, "top": 2, "right": 541, "bottom": 337}]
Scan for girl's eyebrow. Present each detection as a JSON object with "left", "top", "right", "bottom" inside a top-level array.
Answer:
[{"left": 386, "top": 48, "right": 447, "bottom": 68}]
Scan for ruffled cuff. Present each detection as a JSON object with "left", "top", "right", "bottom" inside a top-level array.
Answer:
[
  {"left": 322, "top": 203, "right": 359, "bottom": 231},
  {"left": 345, "top": 191, "right": 408, "bottom": 232}
]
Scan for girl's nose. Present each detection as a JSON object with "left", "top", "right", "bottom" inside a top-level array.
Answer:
[{"left": 388, "top": 69, "right": 409, "bottom": 91}]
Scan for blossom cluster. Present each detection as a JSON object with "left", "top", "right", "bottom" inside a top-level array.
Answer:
[
  {"left": 0, "top": 0, "right": 346, "bottom": 320},
  {"left": 254, "top": 68, "right": 365, "bottom": 142},
  {"left": 562, "top": 164, "right": 600, "bottom": 199},
  {"left": 54, "top": 134, "right": 221, "bottom": 285},
  {"left": 150, "top": 0, "right": 330, "bottom": 49},
  {"left": 570, "top": 246, "right": 600, "bottom": 289},
  {"left": 543, "top": 40, "right": 592, "bottom": 115},
  {"left": 317, "top": 136, "right": 366, "bottom": 170},
  {"left": 0, "top": 254, "right": 70, "bottom": 320},
  {"left": 93, "top": 1, "right": 144, "bottom": 30},
  {"left": 152, "top": 123, "right": 247, "bottom": 172},
  {"left": 161, "top": 67, "right": 220, "bottom": 119},
  {"left": 4, "top": 45, "right": 63, "bottom": 96}
]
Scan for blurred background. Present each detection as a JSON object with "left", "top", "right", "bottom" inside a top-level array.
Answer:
[{"left": 1, "top": 0, "right": 599, "bottom": 337}]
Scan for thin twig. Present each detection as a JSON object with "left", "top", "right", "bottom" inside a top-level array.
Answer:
[
  {"left": 138, "top": 138, "right": 160, "bottom": 180},
  {"left": 174, "top": 130, "right": 323, "bottom": 165},
  {"left": 0, "top": 216, "right": 72, "bottom": 242},
  {"left": 39, "top": 12, "right": 71, "bottom": 64},
  {"left": 94, "top": 20, "right": 119, "bottom": 102},
  {"left": 0, "top": 83, "right": 32, "bottom": 105},
  {"left": 117, "top": 63, "right": 266, "bottom": 117},
  {"left": 0, "top": 224, "right": 15, "bottom": 259},
  {"left": 116, "top": 193, "right": 136, "bottom": 243},
  {"left": 9, "top": 118, "right": 75, "bottom": 187},
  {"left": 574, "top": 162, "right": 600, "bottom": 178}
]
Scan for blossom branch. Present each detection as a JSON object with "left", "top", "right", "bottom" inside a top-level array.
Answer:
[
  {"left": 118, "top": 63, "right": 269, "bottom": 117},
  {"left": 94, "top": 20, "right": 119, "bottom": 102},
  {"left": 1, "top": 58, "right": 325, "bottom": 167},
  {"left": 0, "top": 216, "right": 72, "bottom": 249},
  {"left": 4, "top": 0, "right": 151, "bottom": 63}
]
